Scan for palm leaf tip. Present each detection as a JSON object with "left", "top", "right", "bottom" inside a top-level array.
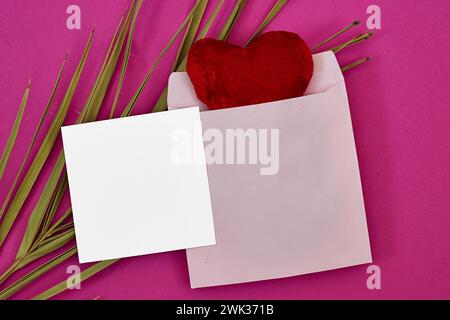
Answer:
[{"left": 0, "top": 80, "right": 30, "bottom": 181}]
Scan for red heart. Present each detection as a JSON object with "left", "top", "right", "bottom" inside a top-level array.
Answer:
[{"left": 186, "top": 31, "right": 314, "bottom": 110}]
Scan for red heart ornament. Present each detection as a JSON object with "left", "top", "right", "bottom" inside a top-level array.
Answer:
[{"left": 186, "top": 31, "right": 314, "bottom": 110}]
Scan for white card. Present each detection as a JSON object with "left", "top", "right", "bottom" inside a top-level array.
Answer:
[{"left": 62, "top": 107, "right": 215, "bottom": 263}]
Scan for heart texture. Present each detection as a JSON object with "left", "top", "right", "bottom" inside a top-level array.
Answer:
[{"left": 186, "top": 31, "right": 314, "bottom": 110}]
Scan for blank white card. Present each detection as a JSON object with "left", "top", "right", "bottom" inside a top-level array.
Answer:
[{"left": 62, "top": 107, "right": 215, "bottom": 263}]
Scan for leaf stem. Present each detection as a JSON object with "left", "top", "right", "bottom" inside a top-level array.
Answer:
[
  {"left": 313, "top": 20, "right": 360, "bottom": 51},
  {"left": 331, "top": 32, "right": 374, "bottom": 54},
  {"left": 341, "top": 56, "right": 372, "bottom": 72}
]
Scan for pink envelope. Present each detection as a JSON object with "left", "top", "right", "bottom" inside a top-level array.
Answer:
[{"left": 168, "top": 52, "right": 372, "bottom": 288}]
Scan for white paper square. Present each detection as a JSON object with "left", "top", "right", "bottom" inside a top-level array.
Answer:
[{"left": 62, "top": 107, "right": 215, "bottom": 263}]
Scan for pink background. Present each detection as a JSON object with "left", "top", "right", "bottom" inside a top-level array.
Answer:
[{"left": 0, "top": 0, "right": 449, "bottom": 299}]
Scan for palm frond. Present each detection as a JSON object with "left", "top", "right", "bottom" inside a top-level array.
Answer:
[
  {"left": 0, "top": 2, "right": 140, "bottom": 289},
  {"left": 0, "top": 29, "right": 94, "bottom": 248}
]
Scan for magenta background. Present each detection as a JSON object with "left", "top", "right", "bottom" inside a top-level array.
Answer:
[{"left": 0, "top": 0, "right": 449, "bottom": 300}]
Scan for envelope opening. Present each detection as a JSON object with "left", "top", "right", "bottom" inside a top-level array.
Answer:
[{"left": 167, "top": 51, "right": 344, "bottom": 112}]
